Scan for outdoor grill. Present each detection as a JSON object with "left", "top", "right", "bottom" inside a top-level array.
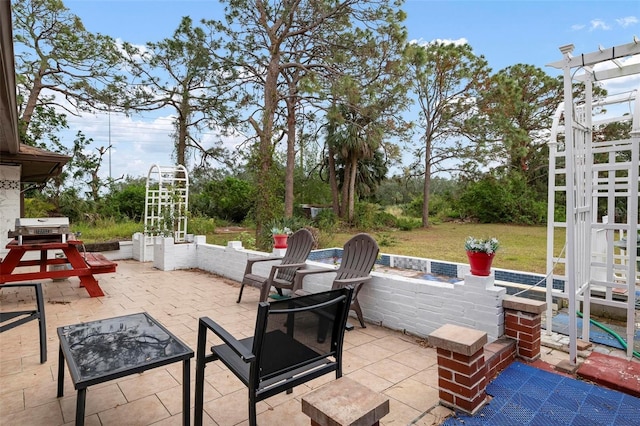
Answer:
[{"left": 9, "top": 217, "right": 71, "bottom": 244}]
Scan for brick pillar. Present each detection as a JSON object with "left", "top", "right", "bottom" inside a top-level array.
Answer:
[
  {"left": 502, "top": 296, "right": 546, "bottom": 362},
  {"left": 429, "top": 324, "right": 488, "bottom": 415}
]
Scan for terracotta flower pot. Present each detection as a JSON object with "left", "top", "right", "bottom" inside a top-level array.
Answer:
[
  {"left": 273, "top": 234, "right": 289, "bottom": 249},
  {"left": 466, "top": 251, "right": 495, "bottom": 276}
]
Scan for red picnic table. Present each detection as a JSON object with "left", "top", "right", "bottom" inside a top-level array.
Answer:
[{"left": 0, "top": 240, "right": 117, "bottom": 297}]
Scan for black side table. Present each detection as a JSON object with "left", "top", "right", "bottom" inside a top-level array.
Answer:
[{"left": 57, "top": 312, "right": 194, "bottom": 425}]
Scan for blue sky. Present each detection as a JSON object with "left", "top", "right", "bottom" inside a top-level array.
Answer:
[{"left": 59, "top": 0, "right": 640, "bottom": 180}]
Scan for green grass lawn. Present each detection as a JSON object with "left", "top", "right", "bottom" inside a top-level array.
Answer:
[
  {"left": 74, "top": 219, "right": 560, "bottom": 275},
  {"left": 207, "top": 222, "right": 561, "bottom": 275}
]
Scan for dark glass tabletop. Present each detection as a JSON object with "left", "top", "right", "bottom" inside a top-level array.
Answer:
[{"left": 57, "top": 312, "right": 193, "bottom": 386}]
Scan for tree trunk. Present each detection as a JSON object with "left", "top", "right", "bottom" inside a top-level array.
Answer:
[
  {"left": 254, "top": 53, "right": 280, "bottom": 237},
  {"left": 176, "top": 91, "right": 190, "bottom": 167},
  {"left": 422, "top": 138, "right": 432, "bottom": 228},
  {"left": 284, "top": 94, "right": 296, "bottom": 218},
  {"left": 347, "top": 156, "right": 358, "bottom": 223},
  {"left": 21, "top": 71, "right": 44, "bottom": 131},
  {"left": 340, "top": 160, "right": 351, "bottom": 219},
  {"left": 327, "top": 144, "right": 341, "bottom": 216}
]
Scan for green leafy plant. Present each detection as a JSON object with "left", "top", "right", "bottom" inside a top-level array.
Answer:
[
  {"left": 465, "top": 236, "right": 500, "bottom": 254},
  {"left": 238, "top": 231, "right": 256, "bottom": 250},
  {"left": 270, "top": 226, "right": 292, "bottom": 235},
  {"left": 376, "top": 232, "right": 397, "bottom": 247},
  {"left": 395, "top": 217, "right": 421, "bottom": 231}
]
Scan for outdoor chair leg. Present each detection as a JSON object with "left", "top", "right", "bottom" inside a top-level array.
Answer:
[
  {"left": 352, "top": 301, "right": 366, "bottom": 328},
  {"left": 194, "top": 322, "right": 208, "bottom": 426},
  {"left": 259, "top": 280, "right": 271, "bottom": 303},
  {"left": 249, "top": 392, "right": 257, "bottom": 426},
  {"left": 237, "top": 283, "right": 245, "bottom": 303},
  {"left": 34, "top": 283, "right": 47, "bottom": 363}
]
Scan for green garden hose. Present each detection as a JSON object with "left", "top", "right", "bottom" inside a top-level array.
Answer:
[{"left": 576, "top": 311, "right": 640, "bottom": 359}]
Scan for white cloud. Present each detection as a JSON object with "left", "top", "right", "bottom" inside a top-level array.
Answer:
[
  {"left": 409, "top": 37, "right": 469, "bottom": 47},
  {"left": 616, "top": 16, "right": 638, "bottom": 28},
  {"left": 571, "top": 24, "right": 586, "bottom": 31},
  {"left": 590, "top": 19, "right": 611, "bottom": 31}
]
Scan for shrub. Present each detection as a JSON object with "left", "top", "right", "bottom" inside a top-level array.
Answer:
[
  {"left": 353, "top": 202, "right": 379, "bottom": 229},
  {"left": 455, "top": 174, "right": 547, "bottom": 225},
  {"left": 187, "top": 216, "right": 216, "bottom": 235},
  {"left": 100, "top": 181, "right": 146, "bottom": 221},
  {"left": 403, "top": 196, "right": 423, "bottom": 218},
  {"left": 191, "top": 177, "right": 254, "bottom": 223},
  {"left": 71, "top": 218, "right": 142, "bottom": 241},
  {"left": 374, "top": 211, "right": 398, "bottom": 228},
  {"left": 24, "top": 197, "right": 56, "bottom": 217},
  {"left": 376, "top": 232, "right": 397, "bottom": 247},
  {"left": 237, "top": 231, "right": 256, "bottom": 250},
  {"left": 314, "top": 209, "right": 338, "bottom": 231},
  {"left": 395, "top": 217, "right": 421, "bottom": 231}
]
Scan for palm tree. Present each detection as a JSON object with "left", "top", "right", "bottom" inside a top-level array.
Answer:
[{"left": 326, "top": 104, "right": 382, "bottom": 222}]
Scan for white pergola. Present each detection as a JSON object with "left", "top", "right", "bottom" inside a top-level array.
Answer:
[
  {"left": 144, "top": 164, "right": 189, "bottom": 243},
  {"left": 546, "top": 40, "right": 640, "bottom": 363}
]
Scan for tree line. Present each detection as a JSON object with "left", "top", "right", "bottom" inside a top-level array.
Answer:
[{"left": 13, "top": 0, "right": 628, "bottom": 240}]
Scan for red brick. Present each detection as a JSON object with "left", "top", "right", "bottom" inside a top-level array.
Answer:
[
  {"left": 519, "top": 348, "right": 536, "bottom": 359},
  {"left": 488, "top": 357, "right": 499, "bottom": 371},
  {"left": 455, "top": 392, "right": 487, "bottom": 413},
  {"left": 519, "top": 315, "right": 541, "bottom": 327},
  {"left": 451, "top": 351, "right": 471, "bottom": 362},
  {"left": 505, "top": 328, "right": 517, "bottom": 339},
  {"left": 437, "top": 348, "right": 452, "bottom": 358},
  {"left": 455, "top": 367, "right": 486, "bottom": 387},
  {"left": 440, "top": 377, "right": 460, "bottom": 394},
  {"left": 504, "top": 318, "right": 519, "bottom": 329},
  {"left": 452, "top": 350, "right": 484, "bottom": 364},
  {"left": 439, "top": 389, "right": 455, "bottom": 405},
  {"left": 438, "top": 357, "right": 475, "bottom": 375},
  {"left": 518, "top": 338, "right": 540, "bottom": 350},
  {"left": 438, "top": 366, "right": 453, "bottom": 380},
  {"left": 439, "top": 377, "right": 483, "bottom": 400},
  {"left": 472, "top": 357, "right": 486, "bottom": 374},
  {"left": 457, "top": 384, "right": 481, "bottom": 400},
  {"left": 500, "top": 348, "right": 516, "bottom": 361},
  {"left": 507, "top": 322, "right": 535, "bottom": 335},
  {"left": 505, "top": 311, "right": 519, "bottom": 321}
]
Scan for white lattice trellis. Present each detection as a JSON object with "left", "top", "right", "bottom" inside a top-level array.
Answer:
[
  {"left": 546, "top": 40, "right": 640, "bottom": 363},
  {"left": 144, "top": 164, "right": 189, "bottom": 243}
]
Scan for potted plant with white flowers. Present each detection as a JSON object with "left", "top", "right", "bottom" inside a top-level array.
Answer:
[
  {"left": 464, "top": 236, "right": 499, "bottom": 276},
  {"left": 271, "top": 226, "right": 292, "bottom": 249}
]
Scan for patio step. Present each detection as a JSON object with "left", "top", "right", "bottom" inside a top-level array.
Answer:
[
  {"left": 484, "top": 337, "right": 516, "bottom": 381},
  {"left": 577, "top": 351, "right": 640, "bottom": 398}
]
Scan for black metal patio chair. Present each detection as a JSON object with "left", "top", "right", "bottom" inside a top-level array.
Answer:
[
  {"left": 195, "top": 287, "right": 353, "bottom": 426},
  {"left": 0, "top": 282, "right": 47, "bottom": 363}
]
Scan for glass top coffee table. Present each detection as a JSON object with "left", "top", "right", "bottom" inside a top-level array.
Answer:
[{"left": 57, "top": 312, "right": 194, "bottom": 425}]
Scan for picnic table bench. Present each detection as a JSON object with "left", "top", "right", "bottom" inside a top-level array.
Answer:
[{"left": 0, "top": 239, "right": 117, "bottom": 297}]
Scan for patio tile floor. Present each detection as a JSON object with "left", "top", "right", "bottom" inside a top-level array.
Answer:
[
  {"left": 2, "top": 259, "right": 638, "bottom": 425},
  {"left": 0, "top": 260, "right": 449, "bottom": 425}
]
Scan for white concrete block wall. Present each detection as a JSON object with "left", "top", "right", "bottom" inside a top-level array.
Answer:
[
  {"left": 103, "top": 241, "right": 133, "bottom": 261},
  {"left": 128, "top": 238, "right": 508, "bottom": 342},
  {"left": 0, "top": 165, "right": 21, "bottom": 256},
  {"left": 195, "top": 243, "right": 252, "bottom": 282},
  {"left": 132, "top": 232, "right": 154, "bottom": 262}
]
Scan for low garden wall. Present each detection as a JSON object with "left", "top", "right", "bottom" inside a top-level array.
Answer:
[{"left": 150, "top": 236, "right": 506, "bottom": 341}]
